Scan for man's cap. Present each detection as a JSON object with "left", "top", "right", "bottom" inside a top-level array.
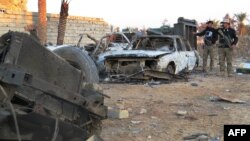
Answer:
[
  {"left": 206, "top": 20, "right": 213, "bottom": 24},
  {"left": 221, "top": 18, "right": 230, "bottom": 24}
]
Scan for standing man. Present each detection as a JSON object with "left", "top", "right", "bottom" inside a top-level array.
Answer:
[
  {"left": 217, "top": 19, "right": 238, "bottom": 77},
  {"left": 194, "top": 21, "right": 218, "bottom": 73}
]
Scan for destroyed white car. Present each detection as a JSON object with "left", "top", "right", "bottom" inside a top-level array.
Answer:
[
  {"left": 100, "top": 35, "right": 199, "bottom": 80},
  {"left": 91, "top": 32, "right": 136, "bottom": 72}
]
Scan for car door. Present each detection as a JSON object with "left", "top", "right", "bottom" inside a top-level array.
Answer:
[
  {"left": 182, "top": 38, "right": 197, "bottom": 70},
  {"left": 175, "top": 38, "right": 189, "bottom": 73}
]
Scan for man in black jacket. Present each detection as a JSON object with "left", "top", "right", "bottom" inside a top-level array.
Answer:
[
  {"left": 217, "top": 19, "right": 238, "bottom": 77},
  {"left": 194, "top": 21, "right": 218, "bottom": 73}
]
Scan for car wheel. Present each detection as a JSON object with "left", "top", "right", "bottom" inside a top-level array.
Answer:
[
  {"left": 53, "top": 46, "right": 99, "bottom": 83},
  {"left": 166, "top": 64, "right": 175, "bottom": 74}
]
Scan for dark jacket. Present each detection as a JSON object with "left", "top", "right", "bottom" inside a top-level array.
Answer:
[
  {"left": 195, "top": 27, "right": 218, "bottom": 45},
  {"left": 217, "top": 27, "right": 238, "bottom": 48}
]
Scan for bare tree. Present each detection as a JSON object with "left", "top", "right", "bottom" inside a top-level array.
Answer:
[
  {"left": 37, "top": 0, "right": 47, "bottom": 45},
  {"left": 56, "top": 0, "right": 70, "bottom": 45}
]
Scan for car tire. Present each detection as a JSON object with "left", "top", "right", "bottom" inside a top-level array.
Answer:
[{"left": 53, "top": 46, "right": 99, "bottom": 83}]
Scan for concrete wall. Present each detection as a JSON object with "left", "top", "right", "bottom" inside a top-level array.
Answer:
[{"left": 0, "top": 11, "right": 110, "bottom": 46}]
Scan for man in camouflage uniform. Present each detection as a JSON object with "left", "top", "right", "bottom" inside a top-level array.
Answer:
[
  {"left": 194, "top": 21, "right": 218, "bottom": 72},
  {"left": 217, "top": 19, "right": 238, "bottom": 77}
]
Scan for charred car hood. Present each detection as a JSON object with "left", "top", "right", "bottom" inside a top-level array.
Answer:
[{"left": 103, "top": 50, "right": 172, "bottom": 59}]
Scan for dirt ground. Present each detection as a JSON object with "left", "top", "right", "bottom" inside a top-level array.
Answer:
[{"left": 99, "top": 69, "right": 250, "bottom": 141}]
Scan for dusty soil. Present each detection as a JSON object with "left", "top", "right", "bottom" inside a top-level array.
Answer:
[{"left": 100, "top": 71, "right": 250, "bottom": 141}]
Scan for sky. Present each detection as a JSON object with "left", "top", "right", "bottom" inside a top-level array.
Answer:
[{"left": 27, "top": 0, "right": 250, "bottom": 29}]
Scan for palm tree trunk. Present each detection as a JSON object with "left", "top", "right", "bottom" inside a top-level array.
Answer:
[
  {"left": 38, "top": 0, "right": 47, "bottom": 45},
  {"left": 57, "top": 0, "right": 69, "bottom": 45},
  {"left": 239, "top": 23, "right": 245, "bottom": 36}
]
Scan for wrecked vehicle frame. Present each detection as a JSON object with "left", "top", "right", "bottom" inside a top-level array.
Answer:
[
  {"left": 103, "top": 35, "right": 199, "bottom": 81},
  {"left": 0, "top": 31, "right": 107, "bottom": 141},
  {"left": 89, "top": 32, "right": 137, "bottom": 74},
  {"left": 88, "top": 17, "right": 199, "bottom": 82}
]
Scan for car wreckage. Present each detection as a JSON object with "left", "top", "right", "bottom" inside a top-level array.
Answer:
[
  {"left": 89, "top": 32, "right": 136, "bottom": 74},
  {"left": 0, "top": 31, "right": 107, "bottom": 141},
  {"left": 102, "top": 35, "right": 199, "bottom": 81},
  {"left": 90, "top": 17, "right": 199, "bottom": 81}
]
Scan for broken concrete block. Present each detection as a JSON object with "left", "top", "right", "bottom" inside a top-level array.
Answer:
[
  {"left": 139, "top": 108, "right": 147, "bottom": 114},
  {"left": 196, "top": 135, "right": 209, "bottom": 141},
  {"left": 108, "top": 108, "right": 129, "bottom": 119},
  {"left": 177, "top": 110, "right": 187, "bottom": 116},
  {"left": 82, "top": 82, "right": 103, "bottom": 92},
  {"left": 86, "top": 135, "right": 103, "bottom": 141},
  {"left": 115, "top": 100, "right": 125, "bottom": 109},
  {"left": 150, "top": 116, "right": 158, "bottom": 119},
  {"left": 131, "top": 120, "right": 142, "bottom": 124}
]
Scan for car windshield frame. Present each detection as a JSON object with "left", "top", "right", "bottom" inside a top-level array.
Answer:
[{"left": 135, "top": 36, "right": 175, "bottom": 52}]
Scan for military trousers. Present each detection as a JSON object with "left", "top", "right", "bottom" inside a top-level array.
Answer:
[
  {"left": 218, "top": 48, "right": 233, "bottom": 75},
  {"left": 203, "top": 44, "right": 215, "bottom": 71}
]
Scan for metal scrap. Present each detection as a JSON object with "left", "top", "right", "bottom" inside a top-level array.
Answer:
[
  {"left": 183, "top": 133, "right": 209, "bottom": 140},
  {"left": 210, "top": 95, "right": 246, "bottom": 104},
  {"left": 236, "top": 61, "right": 250, "bottom": 74},
  {"left": 0, "top": 31, "right": 107, "bottom": 140}
]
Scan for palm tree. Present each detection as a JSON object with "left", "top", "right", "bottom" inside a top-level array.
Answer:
[
  {"left": 234, "top": 12, "right": 247, "bottom": 36},
  {"left": 212, "top": 19, "right": 220, "bottom": 28},
  {"left": 56, "top": 0, "right": 70, "bottom": 45},
  {"left": 38, "top": 0, "right": 47, "bottom": 45}
]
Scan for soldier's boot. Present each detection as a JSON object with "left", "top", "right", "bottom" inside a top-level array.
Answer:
[
  {"left": 217, "top": 71, "right": 226, "bottom": 77},
  {"left": 227, "top": 70, "right": 234, "bottom": 77},
  {"left": 209, "top": 67, "right": 213, "bottom": 72},
  {"left": 227, "top": 62, "right": 233, "bottom": 77}
]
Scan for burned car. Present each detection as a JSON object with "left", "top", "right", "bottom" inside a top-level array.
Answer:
[
  {"left": 46, "top": 32, "right": 135, "bottom": 80},
  {"left": 88, "top": 32, "right": 134, "bottom": 53},
  {"left": 93, "top": 17, "right": 199, "bottom": 81},
  {"left": 102, "top": 35, "right": 199, "bottom": 80},
  {"left": 90, "top": 32, "right": 137, "bottom": 73}
]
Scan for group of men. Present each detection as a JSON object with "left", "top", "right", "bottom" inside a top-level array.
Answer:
[{"left": 194, "top": 18, "right": 238, "bottom": 77}]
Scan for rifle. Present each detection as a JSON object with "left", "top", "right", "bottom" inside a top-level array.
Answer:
[
  {"left": 204, "top": 38, "right": 213, "bottom": 46},
  {"left": 218, "top": 29, "right": 232, "bottom": 48}
]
